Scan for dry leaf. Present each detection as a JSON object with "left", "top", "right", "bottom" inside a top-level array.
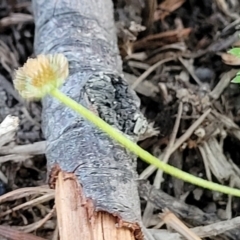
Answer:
[
  {"left": 155, "top": 0, "right": 186, "bottom": 21},
  {"left": 222, "top": 53, "right": 240, "bottom": 66}
]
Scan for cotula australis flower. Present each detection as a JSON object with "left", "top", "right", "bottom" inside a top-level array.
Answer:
[{"left": 14, "top": 54, "right": 69, "bottom": 100}]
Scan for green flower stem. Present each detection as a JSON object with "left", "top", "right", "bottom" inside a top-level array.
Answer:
[{"left": 50, "top": 88, "right": 240, "bottom": 197}]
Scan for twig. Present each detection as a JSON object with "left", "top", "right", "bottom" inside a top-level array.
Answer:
[
  {"left": 142, "top": 102, "right": 183, "bottom": 226},
  {"left": 124, "top": 72, "right": 159, "bottom": 98},
  {"left": 178, "top": 57, "right": 202, "bottom": 86},
  {"left": 149, "top": 216, "right": 240, "bottom": 239},
  {"left": 0, "top": 225, "right": 46, "bottom": 240},
  {"left": 226, "top": 177, "right": 235, "bottom": 219},
  {"left": 52, "top": 222, "right": 59, "bottom": 240},
  {"left": 0, "top": 141, "right": 46, "bottom": 155},
  {"left": 0, "top": 186, "right": 53, "bottom": 203},
  {"left": 139, "top": 181, "right": 240, "bottom": 239},
  {"left": 138, "top": 180, "right": 217, "bottom": 226},
  {"left": 0, "top": 115, "right": 19, "bottom": 148},
  {"left": 17, "top": 207, "right": 55, "bottom": 233},
  {"left": 171, "top": 109, "right": 211, "bottom": 153},
  {"left": 209, "top": 69, "right": 239, "bottom": 100},
  {"left": 0, "top": 173, "right": 8, "bottom": 190},
  {"left": 160, "top": 209, "right": 201, "bottom": 240},
  {"left": 0, "top": 75, "right": 23, "bottom": 103},
  {"left": 140, "top": 108, "right": 211, "bottom": 179},
  {"left": 222, "top": 18, "right": 240, "bottom": 34},
  {"left": 198, "top": 145, "right": 212, "bottom": 181},
  {"left": 211, "top": 110, "right": 240, "bottom": 141},
  {"left": 131, "top": 57, "right": 175, "bottom": 90},
  {"left": 0, "top": 193, "right": 54, "bottom": 217},
  {"left": 193, "top": 216, "right": 240, "bottom": 238},
  {"left": 154, "top": 102, "right": 183, "bottom": 188},
  {"left": 0, "top": 154, "right": 31, "bottom": 164}
]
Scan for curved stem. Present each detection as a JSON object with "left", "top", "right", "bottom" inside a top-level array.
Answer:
[{"left": 50, "top": 88, "right": 240, "bottom": 197}]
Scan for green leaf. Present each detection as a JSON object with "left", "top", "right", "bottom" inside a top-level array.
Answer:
[
  {"left": 231, "top": 73, "right": 240, "bottom": 83},
  {"left": 228, "top": 48, "right": 240, "bottom": 58}
]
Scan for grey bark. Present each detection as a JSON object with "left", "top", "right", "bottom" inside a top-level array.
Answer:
[{"left": 32, "top": 0, "right": 147, "bottom": 232}]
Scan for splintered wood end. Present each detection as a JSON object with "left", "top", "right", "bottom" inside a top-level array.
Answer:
[{"left": 55, "top": 170, "right": 139, "bottom": 240}]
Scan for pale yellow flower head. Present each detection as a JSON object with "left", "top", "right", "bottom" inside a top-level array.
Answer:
[{"left": 14, "top": 54, "right": 69, "bottom": 100}]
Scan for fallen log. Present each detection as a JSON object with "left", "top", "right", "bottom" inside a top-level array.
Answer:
[{"left": 32, "top": 0, "right": 148, "bottom": 239}]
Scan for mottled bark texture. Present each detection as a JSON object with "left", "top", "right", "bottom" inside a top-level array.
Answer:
[{"left": 32, "top": 0, "right": 147, "bottom": 229}]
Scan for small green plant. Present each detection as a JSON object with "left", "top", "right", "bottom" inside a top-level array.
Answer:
[
  {"left": 13, "top": 54, "right": 240, "bottom": 197},
  {"left": 228, "top": 47, "right": 240, "bottom": 83}
]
